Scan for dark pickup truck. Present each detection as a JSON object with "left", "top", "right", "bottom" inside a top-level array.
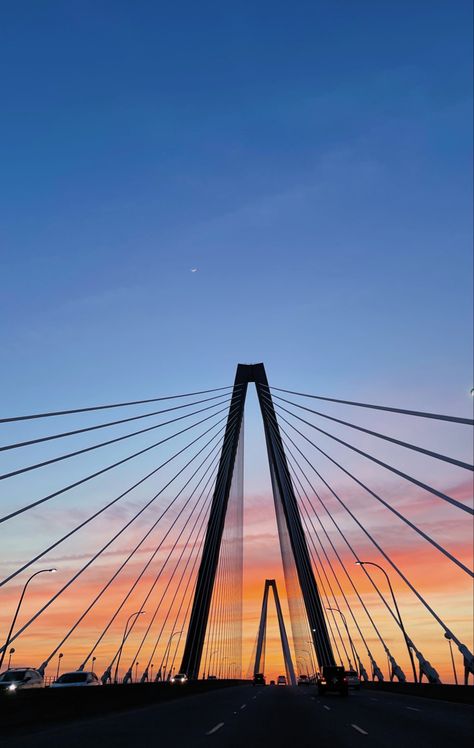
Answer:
[{"left": 317, "top": 666, "right": 348, "bottom": 697}]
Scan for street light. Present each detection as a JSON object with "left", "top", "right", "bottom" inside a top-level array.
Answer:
[
  {"left": 134, "top": 661, "right": 139, "bottom": 682},
  {"left": 326, "top": 608, "right": 357, "bottom": 673},
  {"left": 162, "top": 630, "right": 183, "bottom": 680},
  {"left": 356, "top": 561, "right": 417, "bottom": 682},
  {"left": 219, "top": 656, "right": 229, "bottom": 679},
  {"left": 444, "top": 632, "right": 458, "bottom": 685},
  {"left": 300, "top": 650, "right": 312, "bottom": 676},
  {"left": 207, "top": 649, "right": 218, "bottom": 679},
  {"left": 114, "top": 611, "right": 146, "bottom": 684},
  {"left": 305, "top": 641, "right": 317, "bottom": 675},
  {"left": 92, "top": 656, "right": 97, "bottom": 673},
  {"left": 56, "top": 653, "right": 63, "bottom": 681},
  {"left": 7, "top": 648, "right": 15, "bottom": 669},
  {"left": 0, "top": 568, "right": 57, "bottom": 670}
]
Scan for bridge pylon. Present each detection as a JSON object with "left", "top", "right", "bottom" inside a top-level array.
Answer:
[
  {"left": 254, "top": 579, "right": 297, "bottom": 686},
  {"left": 180, "top": 363, "right": 335, "bottom": 679}
]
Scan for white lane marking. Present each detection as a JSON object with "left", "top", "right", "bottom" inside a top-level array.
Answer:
[
  {"left": 206, "top": 723, "right": 224, "bottom": 735},
  {"left": 323, "top": 705, "right": 331, "bottom": 711},
  {"left": 240, "top": 704, "right": 247, "bottom": 710},
  {"left": 406, "top": 706, "right": 421, "bottom": 712},
  {"left": 352, "top": 724, "right": 368, "bottom": 735}
]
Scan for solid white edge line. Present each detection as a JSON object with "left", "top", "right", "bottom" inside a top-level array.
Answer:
[
  {"left": 351, "top": 724, "right": 368, "bottom": 735},
  {"left": 406, "top": 706, "right": 421, "bottom": 712},
  {"left": 206, "top": 722, "right": 225, "bottom": 735}
]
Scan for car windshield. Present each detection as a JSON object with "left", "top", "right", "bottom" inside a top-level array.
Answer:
[
  {"left": 57, "top": 672, "right": 88, "bottom": 683},
  {"left": 0, "top": 671, "right": 28, "bottom": 682},
  {"left": 174, "top": 674, "right": 186, "bottom": 679}
]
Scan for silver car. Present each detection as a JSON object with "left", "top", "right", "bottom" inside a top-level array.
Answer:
[
  {"left": 0, "top": 668, "right": 44, "bottom": 692},
  {"left": 51, "top": 671, "right": 100, "bottom": 688}
]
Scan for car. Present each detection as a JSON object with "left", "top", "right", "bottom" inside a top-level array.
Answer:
[
  {"left": 269, "top": 680, "right": 275, "bottom": 686},
  {"left": 207, "top": 674, "right": 217, "bottom": 680},
  {"left": 317, "top": 666, "right": 348, "bottom": 697},
  {"left": 170, "top": 673, "right": 188, "bottom": 683},
  {"left": 0, "top": 668, "right": 44, "bottom": 692},
  {"left": 252, "top": 673, "right": 266, "bottom": 686},
  {"left": 298, "top": 674, "right": 309, "bottom": 686},
  {"left": 276, "top": 675, "right": 287, "bottom": 686},
  {"left": 51, "top": 671, "right": 100, "bottom": 688},
  {"left": 345, "top": 670, "right": 360, "bottom": 690}
]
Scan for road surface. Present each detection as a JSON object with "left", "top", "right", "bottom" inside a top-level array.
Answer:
[{"left": 4, "top": 684, "right": 473, "bottom": 747}]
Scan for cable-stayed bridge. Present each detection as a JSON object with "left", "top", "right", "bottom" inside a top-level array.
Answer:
[{"left": 0, "top": 363, "right": 472, "bottom": 745}]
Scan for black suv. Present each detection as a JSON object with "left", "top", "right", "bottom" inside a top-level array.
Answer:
[
  {"left": 317, "top": 666, "right": 348, "bottom": 697},
  {"left": 252, "top": 673, "right": 266, "bottom": 686}
]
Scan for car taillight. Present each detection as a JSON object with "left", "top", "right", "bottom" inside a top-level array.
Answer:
[{"left": 343, "top": 677, "right": 348, "bottom": 683}]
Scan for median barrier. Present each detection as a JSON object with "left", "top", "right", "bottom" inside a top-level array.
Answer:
[
  {"left": 0, "top": 679, "right": 250, "bottom": 733},
  {"left": 362, "top": 681, "right": 473, "bottom": 704}
]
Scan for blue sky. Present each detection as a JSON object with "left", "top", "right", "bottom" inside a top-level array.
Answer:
[
  {"left": 0, "top": 2, "right": 472, "bottom": 681},
  {"left": 1, "top": 0, "right": 472, "bottom": 414}
]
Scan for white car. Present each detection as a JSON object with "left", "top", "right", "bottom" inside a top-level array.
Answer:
[
  {"left": 170, "top": 673, "right": 188, "bottom": 683},
  {"left": 51, "top": 671, "right": 100, "bottom": 688},
  {"left": 0, "top": 668, "right": 44, "bottom": 692}
]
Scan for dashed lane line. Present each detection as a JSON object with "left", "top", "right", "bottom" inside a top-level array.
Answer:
[
  {"left": 351, "top": 724, "right": 368, "bottom": 735},
  {"left": 206, "top": 723, "right": 225, "bottom": 736},
  {"left": 323, "top": 705, "right": 331, "bottom": 711},
  {"left": 240, "top": 704, "right": 247, "bottom": 710},
  {"left": 406, "top": 707, "right": 421, "bottom": 712}
]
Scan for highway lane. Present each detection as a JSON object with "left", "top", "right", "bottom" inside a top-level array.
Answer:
[{"left": 4, "top": 684, "right": 473, "bottom": 747}]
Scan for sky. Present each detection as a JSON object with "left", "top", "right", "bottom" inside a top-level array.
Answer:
[{"left": 0, "top": 1, "right": 472, "bottom": 683}]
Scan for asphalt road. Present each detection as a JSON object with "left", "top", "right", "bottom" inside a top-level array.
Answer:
[{"left": 4, "top": 685, "right": 473, "bottom": 748}]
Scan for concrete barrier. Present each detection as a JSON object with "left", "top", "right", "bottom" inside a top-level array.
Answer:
[
  {"left": 362, "top": 681, "right": 473, "bottom": 704},
  {"left": 0, "top": 679, "right": 250, "bottom": 734}
]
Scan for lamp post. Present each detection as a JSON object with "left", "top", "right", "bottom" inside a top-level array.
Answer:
[
  {"left": 300, "top": 650, "right": 312, "bottom": 676},
  {"left": 162, "top": 630, "right": 183, "bottom": 680},
  {"left": 56, "top": 653, "right": 63, "bottom": 681},
  {"left": 134, "top": 661, "right": 139, "bottom": 682},
  {"left": 92, "top": 656, "right": 97, "bottom": 673},
  {"left": 326, "top": 608, "right": 357, "bottom": 672},
  {"left": 219, "top": 656, "right": 229, "bottom": 679},
  {"left": 207, "top": 649, "right": 218, "bottom": 679},
  {"left": 114, "top": 611, "right": 146, "bottom": 684},
  {"left": 0, "top": 568, "right": 57, "bottom": 670},
  {"left": 7, "top": 648, "right": 15, "bottom": 669},
  {"left": 356, "top": 561, "right": 417, "bottom": 683},
  {"left": 305, "top": 641, "right": 317, "bottom": 676},
  {"left": 445, "top": 633, "right": 458, "bottom": 685},
  {"left": 150, "top": 663, "right": 154, "bottom": 682}
]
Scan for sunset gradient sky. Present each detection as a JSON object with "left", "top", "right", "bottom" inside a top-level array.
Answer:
[{"left": 0, "top": 1, "right": 472, "bottom": 683}]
